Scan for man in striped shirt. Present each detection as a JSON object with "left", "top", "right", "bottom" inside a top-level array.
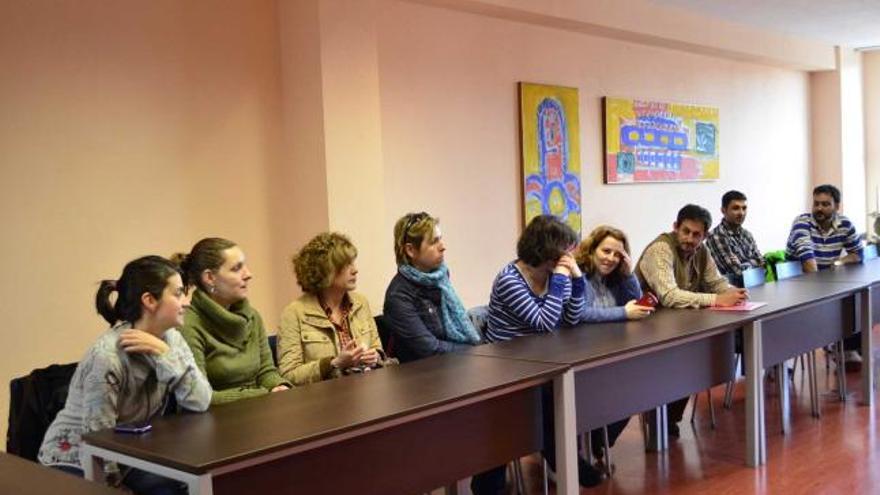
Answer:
[
  {"left": 786, "top": 184, "right": 863, "bottom": 367},
  {"left": 785, "top": 184, "right": 862, "bottom": 272},
  {"left": 705, "top": 190, "right": 764, "bottom": 284}
]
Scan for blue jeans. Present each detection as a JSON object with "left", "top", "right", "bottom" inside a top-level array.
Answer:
[{"left": 124, "top": 468, "right": 187, "bottom": 495}]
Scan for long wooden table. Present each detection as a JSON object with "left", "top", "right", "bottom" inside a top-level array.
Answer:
[
  {"left": 773, "top": 261, "right": 879, "bottom": 408},
  {"left": 0, "top": 452, "right": 121, "bottom": 495},
  {"left": 467, "top": 306, "right": 743, "bottom": 443},
  {"left": 468, "top": 270, "right": 874, "bottom": 480},
  {"left": 82, "top": 353, "right": 567, "bottom": 495},
  {"left": 79, "top": 261, "right": 880, "bottom": 495},
  {"left": 736, "top": 277, "right": 869, "bottom": 464}
]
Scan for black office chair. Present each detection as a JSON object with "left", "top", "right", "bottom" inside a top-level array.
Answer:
[
  {"left": 267, "top": 334, "right": 279, "bottom": 367},
  {"left": 374, "top": 315, "right": 396, "bottom": 360}
]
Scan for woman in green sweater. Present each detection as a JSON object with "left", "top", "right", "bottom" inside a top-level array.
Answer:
[{"left": 177, "top": 238, "right": 291, "bottom": 405}]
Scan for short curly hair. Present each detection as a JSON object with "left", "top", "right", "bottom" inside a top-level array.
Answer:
[
  {"left": 517, "top": 215, "right": 578, "bottom": 267},
  {"left": 292, "top": 232, "right": 358, "bottom": 293}
]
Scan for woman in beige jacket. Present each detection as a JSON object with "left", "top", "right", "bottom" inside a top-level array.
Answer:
[{"left": 278, "top": 232, "right": 385, "bottom": 386}]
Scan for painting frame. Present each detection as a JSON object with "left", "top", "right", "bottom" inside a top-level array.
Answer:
[
  {"left": 518, "top": 82, "right": 582, "bottom": 234},
  {"left": 603, "top": 96, "right": 719, "bottom": 184}
]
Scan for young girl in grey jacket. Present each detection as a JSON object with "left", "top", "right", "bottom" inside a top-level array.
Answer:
[{"left": 38, "top": 255, "right": 211, "bottom": 495}]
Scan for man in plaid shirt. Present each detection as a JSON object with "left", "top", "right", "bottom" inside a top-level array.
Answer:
[{"left": 705, "top": 190, "right": 764, "bottom": 284}]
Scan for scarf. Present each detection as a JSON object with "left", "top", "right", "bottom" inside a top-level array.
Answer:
[
  {"left": 398, "top": 263, "right": 481, "bottom": 344},
  {"left": 190, "top": 288, "right": 256, "bottom": 347}
]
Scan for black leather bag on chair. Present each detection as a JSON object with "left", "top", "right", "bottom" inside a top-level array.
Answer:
[{"left": 6, "top": 362, "right": 78, "bottom": 461}]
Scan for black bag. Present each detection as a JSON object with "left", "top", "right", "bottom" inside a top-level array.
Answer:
[{"left": 7, "top": 362, "right": 78, "bottom": 461}]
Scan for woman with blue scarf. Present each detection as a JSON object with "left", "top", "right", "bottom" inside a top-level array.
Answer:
[
  {"left": 383, "top": 212, "right": 482, "bottom": 364},
  {"left": 383, "top": 212, "right": 495, "bottom": 494}
]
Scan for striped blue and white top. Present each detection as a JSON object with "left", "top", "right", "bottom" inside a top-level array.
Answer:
[
  {"left": 485, "top": 261, "right": 586, "bottom": 342},
  {"left": 785, "top": 213, "right": 862, "bottom": 269}
]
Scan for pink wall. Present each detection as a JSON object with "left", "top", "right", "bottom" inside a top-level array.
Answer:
[
  {"left": 0, "top": 0, "right": 288, "bottom": 444},
  {"left": 811, "top": 70, "right": 844, "bottom": 188},
  {"left": 273, "top": 0, "right": 331, "bottom": 303},
  {"left": 810, "top": 48, "right": 868, "bottom": 230},
  {"left": 0, "top": 0, "right": 849, "bottom": 447},
  {"left": 839, "top": 49, "right": 867, "bottom": 231},
  {"left": 317, "top": 0, "right": 394, "bottom": 306},
  {"left": 864, "top": 52, "right": 880, "bottom": 226},
  {"left": 377, "top": 0, "right": 811, "bottom": 307}
]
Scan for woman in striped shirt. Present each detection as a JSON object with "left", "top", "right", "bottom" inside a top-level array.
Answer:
[
  {"left": 485, "top": 215, "right": 585, "bottom": 342},
  {"left": 485, "top": 215, "right": 602, "bottom": 488}
]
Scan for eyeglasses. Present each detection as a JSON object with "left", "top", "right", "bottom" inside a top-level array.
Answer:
[{"left": 402, "top": 212, "right": 429, "bottom": 243}]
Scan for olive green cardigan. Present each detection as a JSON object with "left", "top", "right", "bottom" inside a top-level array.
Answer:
[{"left": 180, "top": 289, "right": 291, "bottom": 405}]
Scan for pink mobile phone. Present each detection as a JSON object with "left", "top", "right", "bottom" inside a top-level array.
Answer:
[
  {"left": 636, "top": 292, "right": 659, "bottom": 308},
  {"left": 114, "top": 423, "right": 152, "bottom": 434}
]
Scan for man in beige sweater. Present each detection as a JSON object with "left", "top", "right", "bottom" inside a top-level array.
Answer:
[{"left": 635, "top": 203, "right": 748, "bottom": 437}]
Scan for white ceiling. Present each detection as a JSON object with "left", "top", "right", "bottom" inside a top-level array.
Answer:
[{"left": 648, "top": 0, "right": 880, "bottom": 49}]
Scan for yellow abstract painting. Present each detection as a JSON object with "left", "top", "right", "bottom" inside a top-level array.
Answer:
[
  {"left": 604, "top": 97, "right": 719, "bottom": 183},
  {"left": 519, "top": 82, "right": 581, "bottom": 233}
]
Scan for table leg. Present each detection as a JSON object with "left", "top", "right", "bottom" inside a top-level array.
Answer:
[
  {"left": 660, "top": 404, "right": 669, "bottom": 451},
  {"left": 187, "top": 474, "right": 214, "bottom": 495},
  {"left": 80, "top": 443, "right": 212, "bottom": 495},
  {"left": 861, "top": 287, "right": 874, "bottom": 406},
  {"left": 553, "top": 370, "right": 578, "bottom": 495},
  {"left": 777, "top": 363, "right": 790, "bottom": 434},
  {"left": 744, "top": 320, "right": 765, "bottom": 466},
  {"left": 643, "top": 405, "right": 666, "bottom": 452},
  {"left": 80, "top": 443, "right": 103, "bottom": 482}
]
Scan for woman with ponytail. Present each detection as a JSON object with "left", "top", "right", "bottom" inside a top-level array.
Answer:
[
  {"left": 38, "top": 256, "right": 211, "bottom": 494},
  {"left": 177, "top": 238, "right": 291, "bottom": 404}
]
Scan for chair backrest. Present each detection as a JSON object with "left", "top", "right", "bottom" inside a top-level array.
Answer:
[
  {"left": 374, "top": 315, "right": 395, "bottom": 358},
  {"left": 741, "top": 266, "right": 767, "bottom": 288},
  {"left": 774, "top": 260, "right": 804, "bottom": 281},
  {"left": 267, "top": 334, "right": 278, "bottom": 367},
  {"left": 7, "top": 362, "right": 78, "bottom": 461},
  {"left": 864, "top": 244, "right": 878, "bottom": 261},
  {"left": 467, "top": 305, "right": 490, "bottom": 340}
]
